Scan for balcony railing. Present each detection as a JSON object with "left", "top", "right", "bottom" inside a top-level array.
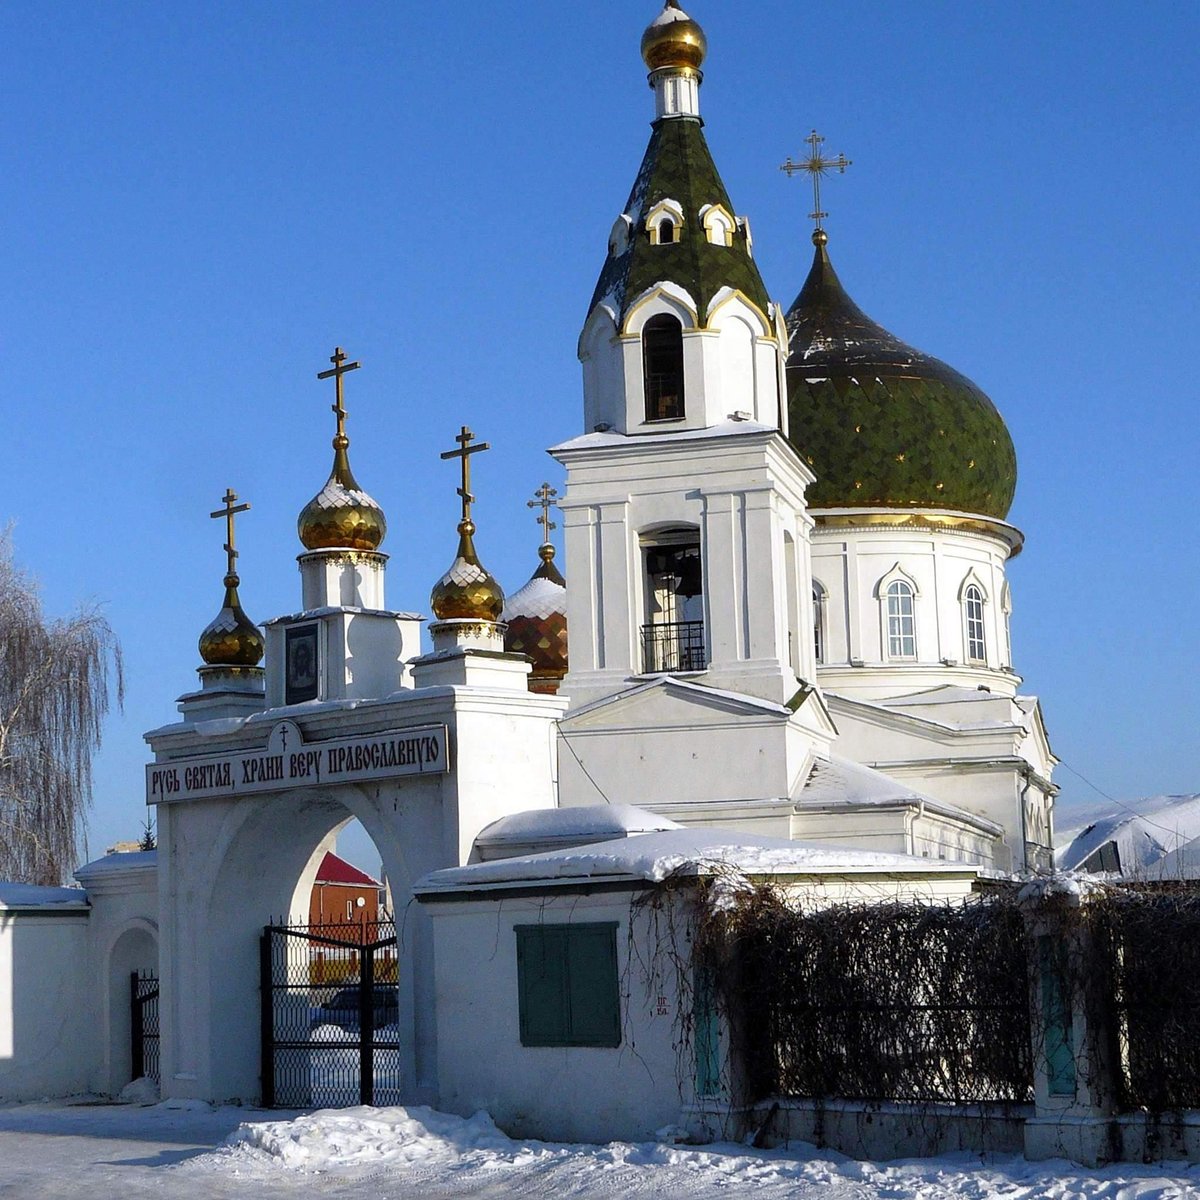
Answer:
[{"left": 641, "top": 620, "right": 707, "bottom": 674}]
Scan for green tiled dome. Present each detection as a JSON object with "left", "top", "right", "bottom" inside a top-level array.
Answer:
[{"left": 785, "top": 233, "right": 1016, "bottom": 519}]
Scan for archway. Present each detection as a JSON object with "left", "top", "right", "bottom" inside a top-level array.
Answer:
[{"left": 106, "top": 922, "right": 158, "bottom": 1096}]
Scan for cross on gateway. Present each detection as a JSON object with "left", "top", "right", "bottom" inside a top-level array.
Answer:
[
  {"left": 440, "top": 426, "right": 491, "bottom": 524},
  {"left": 316, "top": 346, "right": 361, "bottom": 440},
  {"left": 210, "top": 488, "right": 251, "bottom": 579},
  {"left": 780, "top": 130, "right": 852, "bottom": 231},
  {"left": 527, "top": 482, "right": 558, "bottom": 545}
]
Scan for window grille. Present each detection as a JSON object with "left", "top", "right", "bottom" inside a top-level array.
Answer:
[
  {"left": 642, "top": 315, "right": 685, "bottom": 421},
  {"left": 964, "top": 584, "right": 986, "bottom": 663}
]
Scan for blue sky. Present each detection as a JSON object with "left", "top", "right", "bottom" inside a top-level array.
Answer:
[{"left": 2, "top": 1, "right": 1196, "bottom": 869}]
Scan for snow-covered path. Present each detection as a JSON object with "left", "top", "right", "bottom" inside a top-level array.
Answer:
[{"left": 2, "top": 1099, "right": 1200, "bottom": 1199}]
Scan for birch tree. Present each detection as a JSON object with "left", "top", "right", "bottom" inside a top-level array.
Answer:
[{"left": 0, "top": 534, "right": 123, "bottom": 884}]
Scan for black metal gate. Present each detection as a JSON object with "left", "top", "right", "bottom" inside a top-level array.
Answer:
[
  {"left": 261, "top": 918, "right": 400, "bottom": 1108},
  {"left": 130, "top": 971, "right": 160, "bottom": 1083}
]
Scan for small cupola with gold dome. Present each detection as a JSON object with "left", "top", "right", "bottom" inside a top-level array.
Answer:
[
  {"left": 262, "top": 346, "right": 423, "bottom": 708},
  {"left": 178, "top": 488, "right": 267, "bottom": 721},
  {"left": 412, "top": 427, "right": 533, "bottom": 693},
  {"left": 502, "top": 484, "right": 568, "bottom": 695}
]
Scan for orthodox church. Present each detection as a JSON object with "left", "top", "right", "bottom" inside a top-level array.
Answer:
[{"left": 1, "top": 0, "right": 1059, "bottom": 1140}]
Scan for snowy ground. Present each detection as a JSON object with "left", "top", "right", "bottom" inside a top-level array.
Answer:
[{"left": 1, "top": 1099, "right": 1200, "bottom": 1199}]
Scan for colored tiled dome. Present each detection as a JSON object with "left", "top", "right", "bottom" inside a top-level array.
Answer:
[
  {"left": 502, "top": 545, "right": 568, "bottom": 695},
  {"left": 785, "top": 232, "right": 1016, "bottom": 519}
]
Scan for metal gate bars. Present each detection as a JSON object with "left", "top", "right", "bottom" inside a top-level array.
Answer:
[
  {"left": 260, "top": 917, "right": 400, "bottom": 1108},
  {"left": 130, "top": 971, "right": 160, "bottom": 1083}
]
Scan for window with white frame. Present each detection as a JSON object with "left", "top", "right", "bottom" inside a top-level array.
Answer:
[
  {"left": 1001, "top": 582, "right": 1013, "bottom": 667},
  {"left": 812, "top": 581, "right": 826, "bottom": 664},
  {"left": 642, "top": 314, "right": 685, "bottom": 421},
  {"left": 885, "top": 579, "right": 917, "bottom": 659},
  {"left": 964, "top": 583, "right": 986, "bottom": 664}
]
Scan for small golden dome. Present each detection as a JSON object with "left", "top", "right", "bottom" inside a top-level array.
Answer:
[
  {"left": 430, "top": 519, "right": 505, "bottom": 622},
  {"left": 297, "top": 435, "right": 387, "bottom": 551},
  {"left": 198, "top": 575, "right": 265, "bottom": 666},
  {"left": 641, "top": 1, "right": 707, "bottom": 72}
]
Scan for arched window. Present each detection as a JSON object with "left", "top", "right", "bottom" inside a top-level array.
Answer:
[
  {"left": 658, "top": 218, "right": 676, "bottom": 245},
  {"left": 643, "top": 314, "right": 685, "bottom": 422},
  {"left": 964, "top": 584, "right": 986, "bottom": 663},
  {"left": 885, "top": 580, "right": 917, "bottom": 659},
  {"left": 812, "top": 581, "right": 826, "bottom": 665}
]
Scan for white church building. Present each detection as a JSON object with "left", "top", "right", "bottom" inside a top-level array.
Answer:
[{"left": 2, "top": 0, "right": 1069, "bottom": 1156}]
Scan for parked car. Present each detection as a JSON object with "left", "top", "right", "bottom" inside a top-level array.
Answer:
[{"left": 310, "top": 985, "right": 398, "bottom": 1034}]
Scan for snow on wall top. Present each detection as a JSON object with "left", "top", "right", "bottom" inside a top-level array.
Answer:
[
  {"left": 418, "top": 826, "right": 979, "bottom": 894},
  {"left": 0, "top": 882, "right": 88, "bottom": 909}
]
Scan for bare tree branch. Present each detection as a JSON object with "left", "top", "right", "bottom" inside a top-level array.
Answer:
[{"left": 0, "top": 531, "right": 123, "bottom": 884}]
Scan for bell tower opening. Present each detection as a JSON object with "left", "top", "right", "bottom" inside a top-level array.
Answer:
[{"left": 641, "top": 529, "right": 704, "bottom": 673}]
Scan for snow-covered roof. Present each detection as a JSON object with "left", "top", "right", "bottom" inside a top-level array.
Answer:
[
  {"left": 1056, "top": 793, "right": 1200, "bottom": 875},
  {"left": 471, "top": 805, "right": 682, "bottom": 862},
  {"left": 0, "top": 882, "right": 89, "bottom": 910},
  {"left": 417, "top": 826, "right": 980, "bottom": 895},
  {"left": 798, "top": 756, "right": 1004, "bottom": 835},
  {"left": 551, "top": 419, "right": 780, "bottom": 456}
]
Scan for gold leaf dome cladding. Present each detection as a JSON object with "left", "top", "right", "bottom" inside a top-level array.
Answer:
[
  {"left": 199, "top": 576, "right": 265, "bottom": 667},
  {"left": 297, "top": 435, "right": 387, "bottom": 551},
  {"left": 641, "top": 1, "right": 707, "bottom": 72},
  {"left": 430, "top": 519, "right": 505, "bottom": 622}
]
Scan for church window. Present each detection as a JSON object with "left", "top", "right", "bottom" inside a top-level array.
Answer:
[
  {"left": 516, "top": 923, "right": 620, "bottom": 1048},
  {"left": 1001, "top": 582, "right": 1013, "bottom": 667},
  {"left": 885, "top": 580, "right": 917, "bottom": 659},
  {"left": 641, "top": 530, "right": 705, "bottom": 673},
  {"left": 812, "top": 581, "right": 826, "bottom": 665},
  {"left": 658, "top": 218, "right": 676, "bottom": 244},
  {"left": 642, "top": 315, "right": 685, "bottom": 422},
  {"left": 964, "top": 584, "right": 986, "bottom": 663}
]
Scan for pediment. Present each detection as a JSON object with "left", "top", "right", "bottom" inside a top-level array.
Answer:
[{"left": 561, "top": 677, "right": 790, "bottom": 735}]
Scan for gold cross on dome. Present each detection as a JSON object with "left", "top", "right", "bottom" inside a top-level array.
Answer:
[
  {"left": 316, "top": 346, "right": 361, "bottom": 440},
  {"left": 780, "top": 130, "right": 852, "bottom": 231},
  {"left": 210, "top": 487, "right": 251, "bottom": 578},
  {"left": 527, "top": 482, "right": 558, "bottom": 545},
  {"left": 440, "top": 425, "right": 491, "bottom": 524}
]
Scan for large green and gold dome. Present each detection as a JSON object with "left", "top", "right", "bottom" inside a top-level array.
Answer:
[{"left": 785, "top": 231, "right": 1016, "bottom": 520}]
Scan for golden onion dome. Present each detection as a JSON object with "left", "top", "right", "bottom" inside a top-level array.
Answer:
[
  {"left": 297, "top": 434, "right": 387, "bottom": 551},
  {"left": 430, "top": 519, "right": 505, "bottom": 622},
  {"left": 641, "top": 0, "right": 707, "bottom": 72},
  {"left": 198, "top": 575, "right": 265, "bottom": 667}
]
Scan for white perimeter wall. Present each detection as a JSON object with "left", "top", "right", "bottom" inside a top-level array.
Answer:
[
  {"left": 0, "top": 909, "right": 93, "bottom": 1099},
  {"left": 423, "top": 888, "right": 694, "bottom": 1143}
]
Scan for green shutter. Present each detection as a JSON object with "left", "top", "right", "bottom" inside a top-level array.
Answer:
[
  {"left": 1038, "top": 936, "right": 1076, "bottom": 1097},
  {"left": 516, "top": 923, "right": 620, "bottom": 1048},
  {"left": 693, "top": 965, "right": 720, "bottom": 1097}
]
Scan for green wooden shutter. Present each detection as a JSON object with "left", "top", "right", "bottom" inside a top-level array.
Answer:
[
  {"left": 516, "top": 923, "right": 620, "bottom": 1048},
  {"left": 565, "top": 925, "right": 620, "bottom": 1047}
]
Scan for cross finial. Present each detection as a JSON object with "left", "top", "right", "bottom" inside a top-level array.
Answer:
[
  {"left": 210, "top": 487, "right": 251, "bottom": 582},
  {"left": 439, "top": 425, "right": 491, "bottom": 526},
  {"left": 316, "top": 346, "right": 361, "bottom": 445},
  {"left": 780, "top": 129, "right": 852, "bottom": 233},
  {"left": 527, "top": 483, "right": 558, "bottom": 545}
]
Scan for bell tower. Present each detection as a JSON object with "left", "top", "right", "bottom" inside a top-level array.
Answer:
[{"left": 552, "top": 1, "right": 820, "bottom": 715}]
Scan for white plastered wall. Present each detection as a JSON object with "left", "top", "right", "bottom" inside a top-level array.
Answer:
[{"left": 811, "top": 520, "right": 1020, "bottom": 700}]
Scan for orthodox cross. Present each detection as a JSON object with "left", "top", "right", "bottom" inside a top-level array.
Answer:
[
  {"left": 527, "top": 482, "right": 558, "bottom": 544},
  {"left": 210, "top": 487, "right": 250, "bottom": 578},
  {"left": 317, "top": 346, "right": 361, "bottom": 440},
  {"left": 780, "top": 130, "right": 851, "bottom": 231},
  {"left": 440, "top": 425, "right": 490, "bottom": 524}
]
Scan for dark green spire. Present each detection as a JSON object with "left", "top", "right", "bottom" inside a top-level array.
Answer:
[{"left": 588, "top": 117, "right": 771, "bottom": 328}]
